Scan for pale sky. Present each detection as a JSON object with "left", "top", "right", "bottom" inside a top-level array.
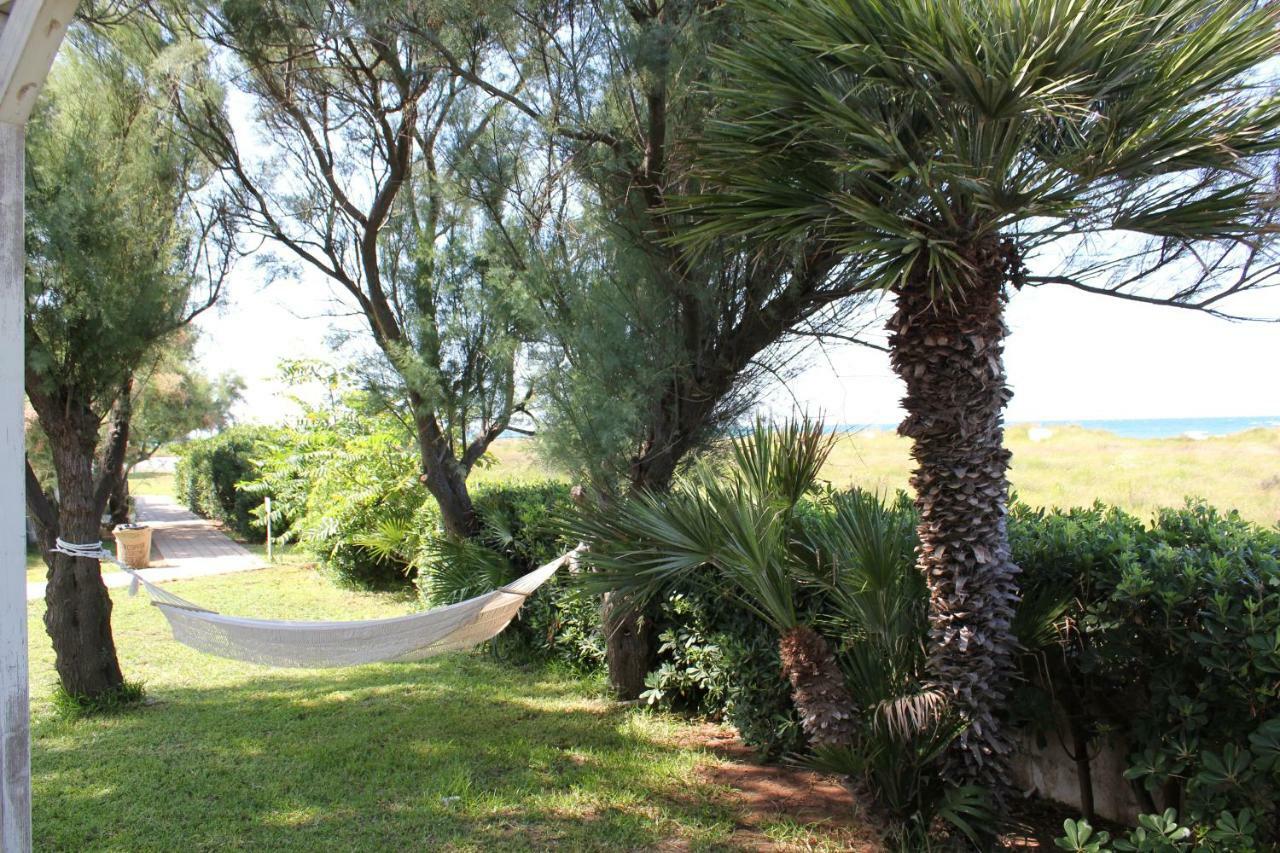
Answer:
[{"left": 195, "top": 258, "right": 1280, "bottom": 428}]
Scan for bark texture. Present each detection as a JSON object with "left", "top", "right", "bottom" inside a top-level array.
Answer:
[
  {"left": 413, "top": 408, "right": 480, "bottom": 539},
  {"left": 602, "top": 594, "right": 654, "bottom": 700},
  {"left": 887, "top": 237, "right": 1022, "bottom": 789},
  {"left": 100, "top": 379, "right": 133, "bottom": 527},
  {"left": 27, "top": 405, "right": 126, "bottom": 700},
  {"left": 778, "top": 624, "right": 856, "bottom": 749}
]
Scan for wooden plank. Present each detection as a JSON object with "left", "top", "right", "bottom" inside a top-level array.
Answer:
[
  {"left": 0, "top": 120, "right": 31, "bottom": 853},
  {"left": 0, "top": 0, "right": 79, "bottom": 126}
]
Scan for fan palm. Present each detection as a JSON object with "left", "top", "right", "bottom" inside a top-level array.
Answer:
[
  {"left": 577, "top": 421, "right": 858, "bottom": 749},
  {"left": 680, "top": 0, "right": 1280, "bottom": 788}
]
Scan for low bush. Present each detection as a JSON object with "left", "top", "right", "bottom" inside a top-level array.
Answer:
[
  {"left": 175, "top": 425, "right": 283, "bottom": 540},
  {"left": 640, "top": 586, "right": 804, "bottom": 759},
  {"left": 1015, "top": 501, "right": 1280, "bottom": 848},
  {"left": 417, "top": 481, "right": 607, "bottom": 669},
  {"left": 247, "top": 408, "right": 425, "bottom": 589}
]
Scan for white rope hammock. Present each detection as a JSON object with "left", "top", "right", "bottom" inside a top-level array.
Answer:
[{"left": 52, "top": 538, "right": 581, "bottom": 668}]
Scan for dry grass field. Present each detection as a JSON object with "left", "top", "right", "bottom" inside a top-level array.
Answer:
[
  {"left": 822, "top": 424, "right": 1280, "bottom": 527},
  {"left": 485, "top": 425, "right": 1280, "bottom": 527}
]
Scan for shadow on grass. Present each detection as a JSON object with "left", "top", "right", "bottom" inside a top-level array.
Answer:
[{"left": 32, "top": 656, "right": 737, "bottom": 851}]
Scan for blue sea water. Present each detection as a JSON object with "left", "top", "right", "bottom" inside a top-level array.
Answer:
[
  {"left": 837, "top": 416, "right": 1280, "bottom": 440},
  {"left": 1026, "top": 416, "right": 1280, "bottom": 439}
]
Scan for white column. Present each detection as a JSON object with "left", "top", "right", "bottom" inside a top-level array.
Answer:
[{"left": 0, "top": 119, "right": 31, "bottom": 853}]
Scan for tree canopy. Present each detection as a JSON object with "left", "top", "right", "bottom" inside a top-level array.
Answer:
[{"left": 24, "top": 22, "right": 236, "bottom": 701}]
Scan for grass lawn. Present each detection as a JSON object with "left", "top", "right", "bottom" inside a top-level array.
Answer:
[
  {"left": 27, "top": 568, "right": 862, "bottom": 852},
  {"left": 239, "top": 540, "right": 317, "bottom": 570},
  {"left": 26, "top": 548, "right": 46, "bottom": 584},
  {"left": 822, "top": 425, "right": 1280, "bottom": 527},
  {"left": 128, "top": 470, "right": 176, "bottom": 497}
]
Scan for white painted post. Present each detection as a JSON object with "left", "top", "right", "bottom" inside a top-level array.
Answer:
[
  {"left": 1, "top": 3, "right": 81, "bottom": 848},
  {"left": 0, "top": 118, "right": 31, "bottom": 853},
  {"left": 264, "top": 496, "right": 273, "bottom": 563}
]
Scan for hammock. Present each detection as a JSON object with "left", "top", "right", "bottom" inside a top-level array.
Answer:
[{"left": 53, "top": 539, "right": 581, "bottom": 668}]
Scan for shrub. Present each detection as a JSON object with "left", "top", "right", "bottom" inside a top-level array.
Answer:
[
  {"left": 1015, "top": 501, "right": 1280, "bottom": 847},
  {"left": 175, "top": 425, "right": 283, "bottom": 540},
  {"left": 416, "top": 480, "right": 606, "bottom": 668},
  {"left": 480, "top": 482, "right": 607, "bottom": 669},
  {"left": 245, "top": 409, "right": 426, "bottom": 589},
  {"left": 641, "top": 586, "right": 804, "bottom": 759}
]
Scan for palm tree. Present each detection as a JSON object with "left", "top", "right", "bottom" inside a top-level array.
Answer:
[
  {"left": 680, "top": 0, "right": 1280, "bottom": 788},
  {"left": 577, "top": 421, "right": 858, "bottom": 749}
]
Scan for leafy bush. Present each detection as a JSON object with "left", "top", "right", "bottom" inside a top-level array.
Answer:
[
  {"left": 1015, "top": 501, "right": 1280, "bottom": 847},
  {"left": 175, "top": 425, "right": 283, "bottom": 540},
  {"left": 642, "top": 586, "right": 805, "bottom": 759},
  {"left": 244, "top": 405, "right": 428, "bottom": 589},
  {"left": 416, "top": 480, "right": 606, "bottom": 669}
]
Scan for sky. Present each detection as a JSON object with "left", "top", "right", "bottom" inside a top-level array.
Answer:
[{"left": 194, "top": 256, "right": 1280, "bottom": 428}]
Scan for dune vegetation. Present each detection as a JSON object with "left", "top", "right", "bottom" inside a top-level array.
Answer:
[{"left": 484, "top": 426, "right": 1280, "bottom": 528}]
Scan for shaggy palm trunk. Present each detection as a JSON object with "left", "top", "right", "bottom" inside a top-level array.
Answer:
[
  {"left": 779, "top": 624, "right": 856, "bottom": 748},
  {"left": 887, "top": 237, "right": 1021, "bottom": 790},
  {"left": 38, "top": 417, "right": 126, "bottom": 699}
]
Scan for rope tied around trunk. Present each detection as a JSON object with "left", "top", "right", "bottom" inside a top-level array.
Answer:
[{"left": 50, "top": 538, "right": 146, "bottom": 595}]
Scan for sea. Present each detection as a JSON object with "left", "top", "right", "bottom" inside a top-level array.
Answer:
[{"left": 836, "top": 416, "right": 1280, "bottom": 440}]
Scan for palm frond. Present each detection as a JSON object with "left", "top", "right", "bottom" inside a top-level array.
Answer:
[
  {"left": 872, "top": 687, "right": 948, "bottom": 741},
  {"left": 419, "top": 536, "right": 515, "bottom": 606},
  {"left": 680, "top": 0, "right": 1280, "bottom": 306}
]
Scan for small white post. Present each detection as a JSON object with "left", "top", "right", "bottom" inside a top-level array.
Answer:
[{"left": 264, "top": 496, "right": 272, "bottom": 563}]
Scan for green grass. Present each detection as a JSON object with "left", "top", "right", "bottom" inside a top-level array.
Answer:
[
  {"left": 128, "top": 470, "right": 176, "bottom": 497},
  {"left": 239, "top": 540, "right": 317, "bottom": 570},
  {"left": 27, "top": 549, "right": 45, "bottom": 584},
  {"left": 26, "top": 567, "right": 802, "bottom": 851},
  {"left": 822, "top": 425, "right": 1280, "bottom": 528}
]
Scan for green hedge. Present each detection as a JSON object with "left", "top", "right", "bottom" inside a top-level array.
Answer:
[
  {"left": 175, "top": 426, "right": 282, "bottom": 541},
  {"left": 612, "top": 490, "right": 1280, "bottom": 844},
  {"left": 1013, "top": 501, "right": 1280, "bottom": 847}
]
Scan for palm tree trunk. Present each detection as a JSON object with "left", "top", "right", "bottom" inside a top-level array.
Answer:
[
  {"left": 778, "top": 624, "right": 855, "bottom": 749},
  {"left": 887, "top": 237, "right": 1021, "bottom": 790}
]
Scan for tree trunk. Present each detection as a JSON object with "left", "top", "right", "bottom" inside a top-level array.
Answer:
[
  {"left": 39, "top": 421, "right": 125, "bottom": 700},
  {"left": 601, "top": 409, "right": 711, "bottom": 701},
  {"left": 412, "top": 411, "right": 479, "bottom": 539},
  {"left": 100, "top": 381, "right": 133, "bottom": 528},
  {"left": 887, "top": 237, "right": 1022, "bottom": 791},
  {"left": 779, "top": 624, "right": 855, "bottom": 749},
  {"left": 107, "top": 476, "right": 130, "bottom": 528},
  {"left": 601, "top": 593, "right": 653, "bottom": 699}
]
